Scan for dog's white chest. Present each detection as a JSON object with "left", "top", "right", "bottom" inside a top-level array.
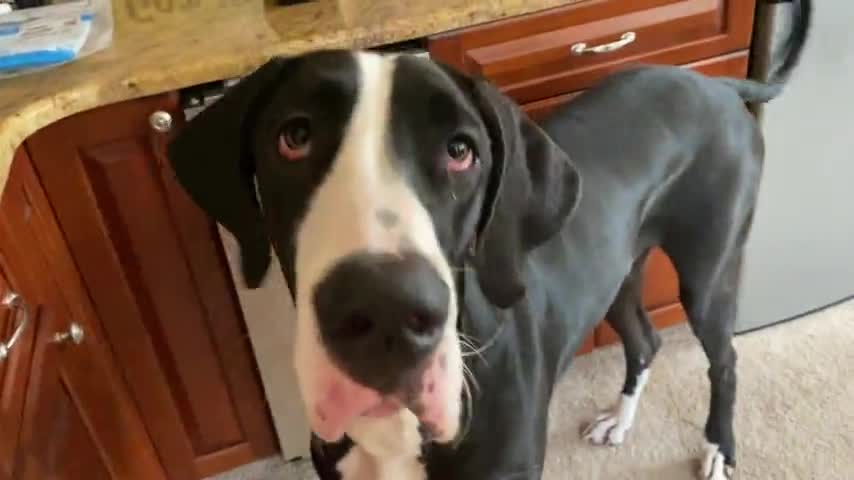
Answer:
[
  {"left": 337, "top": 411, "right": 427, "bottom": 480},
  {"left": 336, "top": 446, "right": 425, "bottom": 480}
]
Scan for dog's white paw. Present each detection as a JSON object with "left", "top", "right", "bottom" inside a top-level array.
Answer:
[
  {"left": 582, "top": 411, "right": 629, "bottom": 446},
  {"left": 700, "top": 443, "right": 734, "bottom": 480},
  {"left": 583, "top": 370, "right": 650, "bottom": 447}
]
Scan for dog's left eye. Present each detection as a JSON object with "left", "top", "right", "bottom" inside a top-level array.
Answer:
[
  {"left": 445, "top": 138, "right": 475, "bottom": 173},
  {"left": 278, "top": 117, "right": 312, "bottom": 161}
]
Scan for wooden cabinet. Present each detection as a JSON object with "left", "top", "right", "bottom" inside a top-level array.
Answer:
[
  {"left": 429, "top": 0, "right": 755, "bottom": 103},
  {"left": 430, "top": 0, "right": 758, "bottom": 354},
  {"left": 25, "top": 94, "right": 278, "bottom": 478},
  {"left": 0, "top": 148, "right": 165, "bottom": 479}
]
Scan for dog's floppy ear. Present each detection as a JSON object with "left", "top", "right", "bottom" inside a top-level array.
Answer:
[
  {"left": 168, "top": 57, "right": 291, "bottom": 288},
  {"left": 470, "top": 79, "right": 581, "bottom": 308}
]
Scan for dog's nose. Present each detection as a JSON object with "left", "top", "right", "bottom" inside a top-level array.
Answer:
[{"left": 313, "top": 251, "right": 449, "bottom": 394}]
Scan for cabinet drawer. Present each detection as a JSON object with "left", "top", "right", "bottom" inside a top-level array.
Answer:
[
  {"left": 523, "top": 49, "right": 750, "bottom": 122},
  {"left": 429, "top": 0, "right": 756, "bottom": 103}
]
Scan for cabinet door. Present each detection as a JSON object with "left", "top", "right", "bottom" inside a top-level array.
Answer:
[
  {"left": 0, "top": 238, "right": 36, "bottom": 480},
  {"left": 26, "top": 94, "right": 278, "bottom": 478},
  {"left": 0, "top": 150, "right": 40, "bottom": 480},
  {"left": 0, "top": 148, "right": 165, "bottom": 479}
]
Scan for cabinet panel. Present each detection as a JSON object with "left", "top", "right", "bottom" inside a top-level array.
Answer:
[
  {"left": 523, "top": 91, "right": 584, "bottom": 123},
  {"left": 15, "top": 309, "right": 115, "bottom": 480},
  {"left": 576, "top": 330, "right": 596, "bottom": 356},
  {"left": 0, "top": 148, "right": 165, "bottom": 480},
  {"left": 27, "top": 377, "right": 112, "bottom": 480},
  {"left": 26, "top": 94, "right": 277, "bottom": 478},
  {"left": 83, "top": 139, "right": 248, "bottom": 455}
]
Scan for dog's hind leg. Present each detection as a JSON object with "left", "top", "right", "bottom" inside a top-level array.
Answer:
[
  {"left": 583, "top": 249, "right": 662, "bottom": 446},
  {"left": 664, "top": 220, "right": 749, "bottom": 480}
]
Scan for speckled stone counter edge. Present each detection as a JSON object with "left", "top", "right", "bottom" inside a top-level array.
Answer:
[{"left": 0, "top": 0, "right": 580, "bottom": 192}]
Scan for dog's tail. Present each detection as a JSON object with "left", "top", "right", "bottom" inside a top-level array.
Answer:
[{"left": 718, "top": 0, "right": 813, "bottom": 103}]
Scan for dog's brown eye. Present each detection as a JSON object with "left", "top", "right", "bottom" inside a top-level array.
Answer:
[
  {"left": 445, "top": 138, "right": 474, "bottom": 172},
  {"left": 278, "top": 118, "right": 311, "bottom": 161}
]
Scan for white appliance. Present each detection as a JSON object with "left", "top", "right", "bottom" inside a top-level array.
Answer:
[{"left": 737, "top": 0, "right": 854, "bottom": 332}]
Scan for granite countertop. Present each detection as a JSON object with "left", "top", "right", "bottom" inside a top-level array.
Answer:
[{"left": 0, "top": 0, "right": 582, "bottom": 191}]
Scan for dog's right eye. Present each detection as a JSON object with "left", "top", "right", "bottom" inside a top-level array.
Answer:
[
  {"left": 445, "top": 137, "right": 475, "bottom": 173},
  {"left": 278, "top": 118, "right": 312, "bottom": 161}
]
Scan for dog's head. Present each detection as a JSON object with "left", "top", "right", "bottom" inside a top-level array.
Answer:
[{"left": 169, "top": 50, "right": 580, "bottom": 445}]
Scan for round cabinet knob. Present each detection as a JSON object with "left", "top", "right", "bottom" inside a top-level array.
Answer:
[
  {"left": 53, "top": 322, "right": 85, "bottom": 346},
  {"left": 149, "top": 111, "right": 173, "bottom": 133}
]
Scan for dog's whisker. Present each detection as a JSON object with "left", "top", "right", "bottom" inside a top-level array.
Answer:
[
  {"left": 457, "top": 334, "right": 476, "bottom": 349},
  {"left": 453, "top": 362, "right": 477, "bottom": 446},
  {"left": 459, "top": 339, "right": 487, "bottom": 364},
  {"left": 459, "top": 344, "right": 484, "bottom": 362},
  {"left": 458, "top": 335, "right": 477, "bottom": 352},
  {"left": 462, "top": 361, "right": 481, "bottom": 395},
  {"left": 458, "top": 333, "right": 494, "bottom": 366},
  {"left": 449, "top": 265, "right": 474, "bottom": 273}
]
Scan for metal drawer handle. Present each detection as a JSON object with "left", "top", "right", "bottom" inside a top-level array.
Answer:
[
  {"left": 0, "top": 292, "right": 30, "bottom": 361},
  {"left": 571, "top": 31, "right": 637, "bottom": 56}
]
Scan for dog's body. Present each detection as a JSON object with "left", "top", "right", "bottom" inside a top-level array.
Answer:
[
  {"left": 169, "top": 2, "right": 811, "bottom": 479},
  {"left": 426, "top": 65, "right": 768, "bottom": 480}
]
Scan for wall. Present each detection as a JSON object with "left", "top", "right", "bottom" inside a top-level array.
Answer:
[{"left": 218, "top": 227, "right": 312, "bottom": 459}]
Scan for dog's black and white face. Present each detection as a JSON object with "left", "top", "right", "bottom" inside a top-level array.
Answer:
[{"left": 169, "top": 50, "right": 579, "bottom": 448}]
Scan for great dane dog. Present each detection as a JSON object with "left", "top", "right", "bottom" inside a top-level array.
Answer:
[{"left": 169, "top": 1, "right": 812, "bottom": 478}]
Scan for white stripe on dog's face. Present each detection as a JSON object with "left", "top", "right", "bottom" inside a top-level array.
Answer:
[{"left": 293, "top": 52, "right": 463, "bottom": 446}]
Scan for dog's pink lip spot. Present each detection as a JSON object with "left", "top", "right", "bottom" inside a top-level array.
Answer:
[
  {"left": 310, "top": 353, "right": 455, "bottom": 442},
  {"left": 363, "top": 398, "right": 404, "bottom": 418}
]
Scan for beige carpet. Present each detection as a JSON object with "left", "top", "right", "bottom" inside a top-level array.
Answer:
[{"left": 212, "top": 299, "right": 854, "bottom": 480}]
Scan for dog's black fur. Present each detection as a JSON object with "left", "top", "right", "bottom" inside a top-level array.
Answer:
[{"left": 169, "top": 1, "right": 812, "bottom": 478}]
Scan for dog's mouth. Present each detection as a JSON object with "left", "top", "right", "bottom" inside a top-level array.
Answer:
[{"left": 310, "top": 351, "right": 456, "bottom": 443}]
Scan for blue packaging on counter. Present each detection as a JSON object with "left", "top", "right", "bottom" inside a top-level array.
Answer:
[{"left": 0, "top": 0, "right": 113, "bottom": 79}]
